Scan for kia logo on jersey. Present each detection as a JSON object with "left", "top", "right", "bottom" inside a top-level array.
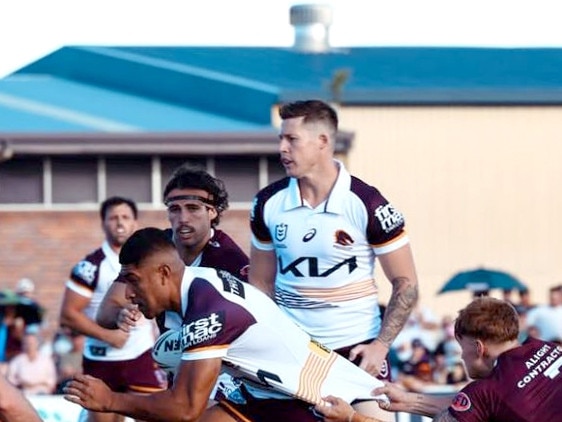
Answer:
[
  {"left": 275, "top": 223, "right": 288, "bottom": 242},
  {"left": 302, "top": 228, "right": 316, "bottom": 242}
]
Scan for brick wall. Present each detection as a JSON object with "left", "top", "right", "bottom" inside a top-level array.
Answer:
[{"left": 0, "top": 209, "right": 251, "bottom": 327}]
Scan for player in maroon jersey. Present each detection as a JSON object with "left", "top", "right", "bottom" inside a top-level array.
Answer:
[
  {"left": 316, "top": 297, "right": 562, "bottom": 422},
  {"left": 97, "top": 163, "right": 249, "bottom": 332}
]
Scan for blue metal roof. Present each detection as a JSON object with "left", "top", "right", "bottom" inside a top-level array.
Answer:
[
  {"left": 4, "top": 45, "right": 562, "bottom": 135},
  {"left": 0, "top": 75, "right": 270, "bottom": 133}
]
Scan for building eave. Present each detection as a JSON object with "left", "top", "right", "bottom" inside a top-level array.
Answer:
[{"left": 1, "top": 131, "right": 354, "bottom": 156}]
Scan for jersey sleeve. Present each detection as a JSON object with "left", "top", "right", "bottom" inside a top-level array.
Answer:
[
  {"left": 250, "top": 191, "right": 273, "bottom": 247},
  {"left": 206, "top": 231, "right": 250, "bottom": 282},
  {"left": 356, "top": 179, "right": 408, "bottom": 255},
  {"left": 448, "top": 382, "right": 497, "bottom": 421},
  {"left": 180, "top": 275, "right": 256, "bottom": 361},
  {"left": 249, "top": 179, "right": 290, "bottom": 250}
]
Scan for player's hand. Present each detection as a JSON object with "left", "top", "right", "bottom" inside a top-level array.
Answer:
[
  {"left": 105, "top": 326, "right": 130, "bottom": 348},
  {"left": 117, "top": 304, "right": 142, "bottom": 332},
  {"left": 314, "top": 395, "right": 355, "bottom": 422},
  {"left": 63, "top": 375, "right": 113, "bottom": 412},
  {"left": 349, "top": 339, "right": 389, "bottom": 377},
  {"left": 372, "top": 381, "right": 413, "bottom": 413}
]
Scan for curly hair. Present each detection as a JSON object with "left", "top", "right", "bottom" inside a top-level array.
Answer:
[{"left": 163, "top": 163, "right": 229, "bottom": 227}]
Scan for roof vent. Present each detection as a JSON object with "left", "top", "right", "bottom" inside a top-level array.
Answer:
[{"left": 290, "top": 4, "right": 333, "bottom": 53}]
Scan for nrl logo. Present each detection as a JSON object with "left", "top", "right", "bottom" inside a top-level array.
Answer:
[{"left": 275, "top": 223, "right": 288, "bottom": 242}]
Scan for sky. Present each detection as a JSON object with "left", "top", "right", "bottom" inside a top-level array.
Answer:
[{"left": 1, "top": 0, "right": 562, "bottom": 78}]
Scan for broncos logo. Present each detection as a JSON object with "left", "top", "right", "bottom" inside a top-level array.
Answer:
[{"left": 334, "top": 230, "right": 354, "bottom": 246}]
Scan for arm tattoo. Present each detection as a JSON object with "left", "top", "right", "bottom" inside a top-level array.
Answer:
[
  {"left": 377, "top": 276, "right": 418, "bottom": 346},
  {"left": 433, "top": 409, "right": 459, "bottom": 422}
]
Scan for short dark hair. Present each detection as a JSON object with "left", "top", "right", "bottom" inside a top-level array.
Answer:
[
  {"left": 100, "top": 196, "right": 138, "bottom": 220},
  {"left": 278, "top": 100, "right": 338, "bottom": 133},
  {"left": 163, "top": 163, "right": 228, "bottom": 227},
  {"left": 119, "top": 227, "right": 176, "bottom": 267},
  {"left": 455, "top": 297, "right": 519, "bottom": 343}
]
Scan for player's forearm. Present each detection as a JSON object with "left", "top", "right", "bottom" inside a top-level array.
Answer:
[
  {"left": 61, "top": 311, "right": 117, "bottom": 343},
  {"left": 402, "top": 393, "right": 453, "bottom": 418},
  {"left": 377, "top": 276, "right": 418, "bottom": 346},
  {"left": 0, "top": 378, "right": 42, "bottom": 422},
  {"left": 96, "top": 300, "right": 120, "bottom": 329}
]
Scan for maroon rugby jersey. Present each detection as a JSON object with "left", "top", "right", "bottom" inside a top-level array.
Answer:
[
  {"left": 448, "top": 337, "right": 562, "bottom": 421},
  {"left": 196, "top": 229, "right": 249, "bottom": 282}
]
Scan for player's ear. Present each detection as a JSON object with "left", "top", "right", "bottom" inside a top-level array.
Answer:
[
  {"left": 208, "top": 206, "right": 218, "bottom": 221},
  {"left": 158, "top": 264, "right": 171, "bottom": 283},
  {"left": 475, "top": 339, "right": 486, "bottom": 358}
]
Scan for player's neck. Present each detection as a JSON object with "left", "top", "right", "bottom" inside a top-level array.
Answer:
[
  {"left": 176, "top": 231, "right": 212, "bottom": 265},
  {"left": 487, "top": 339, "right": 520, "bottom": 361},
  {"left": 298, "top": 160, "right": 339, "bottom": 208}
]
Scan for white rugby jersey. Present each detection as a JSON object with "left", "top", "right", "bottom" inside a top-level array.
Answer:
[
  {"left": 175, "top": 267, "right": 385, "bottom": 405},
  {"left": 66, "top": 241, "right": 155, "bottom": 361},
  {"left": 250, "top": 161, "right": 409, "bottom": 349}
]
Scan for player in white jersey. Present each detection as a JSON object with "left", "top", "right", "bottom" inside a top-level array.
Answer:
[
  {"left": 249, "top": 100, "right": 419, "bottom": 421},
  {"left": 59, "top": 197, "right": 163, "bottom": 422},
  {"left": 64, "top": 228, "right": 389, "bottom": 422}
]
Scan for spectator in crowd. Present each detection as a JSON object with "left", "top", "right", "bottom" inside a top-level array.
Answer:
[
  {"left": 54, "top": 328, "right": 84, "bottom": 394},
  {"left": 501, "top": 288, "right": 515, "bottom": 306},
  {"left": 515, "top": 287, "right": 535, "bottom": 314},
  {"left": 0, "top": 301, "right": 25, "bottom": 364},
  {"left": 249, "top": 99, "right": 419, "bottom": 421},
  {"left": 13, "top": 278, "right": 44, "bottom": 330},
  {"left": 525, "top": 284, "right": 562, "bottom": 342},
  {"left": 7, "top": 331, "right": 57, "bottom": 395},
  {"left": 444, "top": 360, "right": 468, "bottom": 387},
  {"left": 65, "top": 227, "right": 388, "bottom": 422},
  {"left": 433, "top": 316, "right": 462, "bottom": 370},
  {"left": 0, "top": 373, "right": 42, "bottom": 422},
  {"left": 315, "top": 297, "right": 562, "bottom": 421},
  {"left": 398, "top": 338, "right": 433, "bottom": 386},
  {"left": 59, "top": 196, "right": 163, "bottom": 422},
  {"left": 14, "top": 278, "right": 35, "bottom": 300}
]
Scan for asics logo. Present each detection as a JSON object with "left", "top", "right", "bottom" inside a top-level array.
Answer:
[{"left": 302, "top": 229, "right": 317, "bottom": 242}]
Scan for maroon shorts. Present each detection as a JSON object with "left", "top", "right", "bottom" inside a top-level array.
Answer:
[
  {"left": 218, "top": 395, "right": 322, "bottom": 422},
  {"left": 334, "top": 338, "right": 393, "bottom": 382},
  {"left": 83, "top": 349, "right": 164, "bottom": 393}
]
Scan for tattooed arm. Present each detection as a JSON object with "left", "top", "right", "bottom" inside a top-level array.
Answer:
[{"left": 349, "top": 243, "right": 419, "bottom": 376}]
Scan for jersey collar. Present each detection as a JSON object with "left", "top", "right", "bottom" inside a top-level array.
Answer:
[{"left": 283, "top": 159, "right": 350, "bottom": 214}]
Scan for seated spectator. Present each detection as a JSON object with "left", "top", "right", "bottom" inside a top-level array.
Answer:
[
  {"left": 431, "top": 351, "right": 450, "bottom": 385},
  {"left": 399, "top": 338, "right": 434, "bottom": 384},
  {"left": 433, "top": 316, "right": 462, "bottom": 369},
  {"left": 526, "top": 285, "right": 562, "bottom": 342},
  {"left": 7, "top": 331, "right": 57, "bottom": 395},
  {"left": 53, "top": 329, "right": 84, "bottom": 394},
  {"left": 13, "top": 278, "right": 44, "bottom": 330},
  {"left": 515, "top": 287, "right": 536, "bottom": 314},
  {"left": 445, "top": 360, "right": 469, "bottom": 386},
  {"left": 1, "top": 302, "right": 25, "bottom": 362}
]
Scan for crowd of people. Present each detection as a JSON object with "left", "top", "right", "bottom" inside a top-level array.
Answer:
[
  {"left": 0, "top": 278, "right": 84, "bottom": 396},
  {"left": 1, "top": 100, "right": 561, "bottom": 422}
]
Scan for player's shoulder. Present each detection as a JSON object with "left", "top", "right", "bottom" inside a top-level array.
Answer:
[
  {"left": 349, "top": 175, "right": 384, "bottom": 201},
  {"left": 254, "top": 177, "right": 290, "bottom": 202},
  {"left": 211, "top": 229, "right": 243, "bottom": 250},
  {"left": 70, "top": 247, "right": 104, "bottom": 281},
  {"left": 80, "top": 246, "right": 105, "bottom": 264}
]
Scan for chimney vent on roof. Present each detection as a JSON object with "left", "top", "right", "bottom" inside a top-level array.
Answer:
[{"left": 290, "top": 4, "right": 333, "bottom": 53}]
